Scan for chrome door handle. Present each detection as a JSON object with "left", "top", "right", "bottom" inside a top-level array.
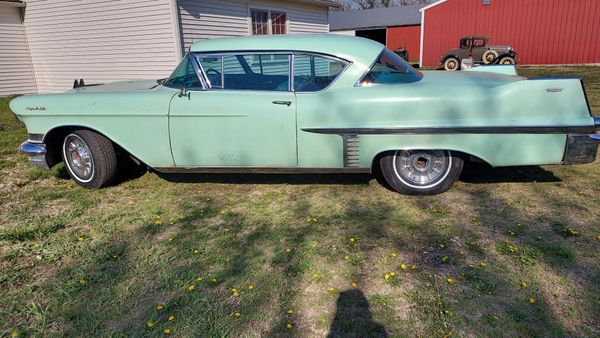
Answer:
[{"left": 272, "top": 101, "right": 292, "bottom": 106}]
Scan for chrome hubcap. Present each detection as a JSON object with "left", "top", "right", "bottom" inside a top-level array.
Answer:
[
  {"left": 64, "top": 135, "right": 93, "bottom": 180},
  {"left": 394, "top": 150, "right": 450, "bottom": 186}
]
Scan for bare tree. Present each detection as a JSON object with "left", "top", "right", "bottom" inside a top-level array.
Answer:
[{"left": 332, "top": 0, "right": 431, "bottom": 10}]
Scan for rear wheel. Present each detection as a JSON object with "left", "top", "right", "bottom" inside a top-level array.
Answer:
[
  {"left": 443, "top": 57, "right": 460, "bottom": 71},
  {"left": 499, "top": 56, "right": 516, "bottom": 65},
  {"left": 379, "top": 150, "right": 463, "bottom": 195},
  {"left": 62, "top": 130, "right": 117, "bottom": 188}
]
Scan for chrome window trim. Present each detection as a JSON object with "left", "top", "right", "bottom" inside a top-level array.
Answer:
[
  {"left": 354, "top": 48, "right": 423, "bottom": 87},
  {"left": 161, "top": 53, "right": 206, "bottom": 91},
  {"left": 187, "top": 51, "right": 351, "bottom": 94}
]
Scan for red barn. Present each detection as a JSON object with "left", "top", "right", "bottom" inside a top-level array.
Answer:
[{"left": 420, "top": 0, "right": 600, "bottom": 67}]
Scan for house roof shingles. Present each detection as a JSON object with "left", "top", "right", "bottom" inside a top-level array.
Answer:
[{"left": 329, "top": 4, "right": 427, "bottom": 31}]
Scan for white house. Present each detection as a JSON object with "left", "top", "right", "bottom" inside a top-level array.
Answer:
[{"left": 0, "top": 0, "right": 337, "bottom": 95}]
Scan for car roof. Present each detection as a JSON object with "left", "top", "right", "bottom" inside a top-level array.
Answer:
[
  {"left": 189, "top": 34, "right": 384, "bottom": 66},
  {"left": 460, "top": 35, "right": 489, "bottom": 40}
]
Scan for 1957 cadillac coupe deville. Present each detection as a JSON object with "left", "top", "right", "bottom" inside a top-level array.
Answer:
[{"left": 10, "top": 35, "right": 600, "bottom": 195}]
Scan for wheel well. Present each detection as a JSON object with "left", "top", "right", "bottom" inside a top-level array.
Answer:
[
  {"left": 443, "top": 54, "right": 461, "bottom": 62},
  {"left": 370, "top": 149, "right": 489, "bottom": 174},
  {"left": 43, "top": 126, "right": 139, "bottom": 168}
]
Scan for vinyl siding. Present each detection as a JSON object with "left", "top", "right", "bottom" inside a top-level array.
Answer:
[
  {"left": 0, "top": 5, "right": 36, "bottom": 96},
  {"left": 23, "top": 0, "right": 181, "bottom": 93},
  {"left": 178, "top": 0, "right": 329, "bottom": 52}
]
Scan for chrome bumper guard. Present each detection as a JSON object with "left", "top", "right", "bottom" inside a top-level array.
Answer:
[{"left": 19, "top": 141, "right": 49, "bottom": 169}]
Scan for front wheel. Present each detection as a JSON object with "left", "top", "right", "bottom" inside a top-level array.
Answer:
[
  {"left": 62, "top": 130, "right": 117, "bottom": 188},
  {"left": 443, "top": 57, "right": 460, "bottom": 71},
  {"left": 379, "top": 150, "right": 464, "bottom": 195}
]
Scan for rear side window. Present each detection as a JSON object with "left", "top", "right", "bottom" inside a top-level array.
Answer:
[
  {"left": 360, "top": 49, "right": 422, "bottom": 85},
  {"left": 293, "top": 55, "right": 347, "bottom": 92}
]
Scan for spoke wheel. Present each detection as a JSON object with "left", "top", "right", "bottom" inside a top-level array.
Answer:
[
  {"left": 61, "top": 130, "right": 117, "bottom": 188},
  {"left": 64, "top": 134, "right": 94, "bottom": 182},
  {"left": 379, "top": 150, "right": 464, "bottom": 195},
  {"left": 444, "top": 57, "right": 460, "bottom": 71}
]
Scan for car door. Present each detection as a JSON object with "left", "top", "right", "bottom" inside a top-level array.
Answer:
[{"left": 168, "top": 53, "right": 297, "bottom": 167}]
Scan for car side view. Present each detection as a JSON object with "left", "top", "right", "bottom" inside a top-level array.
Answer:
[
  {"left": 442, "top": 35, "right": 518, "bottom": 71},
  {"left": 10, "top": 35, "right": 600, "bottom": 195}
]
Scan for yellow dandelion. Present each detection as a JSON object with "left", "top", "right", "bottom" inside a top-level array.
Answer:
[
  {"left": 493, "top": 315, "right": 499, "bottom": 320},
  {"left": 233, "top": 291, "right": 239, "bottom": 297},
  {"left": 286, "top": 248, "right": 292, "bottom": 253},
  {"left": 147, "top": 321, "right": 155, "bottom": 328},
  {"left": 447, "top": 277, "right": 454, "bottom": 284},
  {"left": 521, "top": 282, "right": 528, "bottom": 288},
  {"left": 287, "top": 323, "right": 294, "bottom": 329},
  {"left": 156, "top": 304, "right": 164, "bottom": 310},
  {"left": 327, "top": 287, "right": 335, "bottom": 292},
  {"left": 10, "top": 331, "right": 19, "bottom": 337},
  {"left": 154, "top": 219, "right": 163, "bottom": 225},
  {"left": 312, "top": 273, "right": 320, "bottom": 278},
  {"left": 78, "top": 236, "right": 85, "bottom": 241},
  {"left": 168, "top": 236, "right": 174, "bottom": 242},
  {"left": 411, "top": 264, "right": 417, "bottom": 270},
  {"left": 163, "top": 328, "right": 172, "bottom": 335},
  {"left": 344, "top": 255, "right": 350, "bottom": 260},
  {"left": 350, "top": 237, "right": 355, "bottom": 242},
  {"left": 127, "top": 200, "right": 135, "bottom": 205},
  {"left": 193, "top": 249, "right": 200, "bottom": 254},
  {"left": 384, "top": 274, "right": 391, "bottom": 280},
  {"left": 197, "top": 276, "right": 203, "bottom": 282},
  {"left": 211, "top": 278, "right": 217, "bottom": 283},
  {"left": 529, "top": 297, "right": 536, "bottom": 304},
  {"left": 234, "top": 312, "right": 241, "bottom": 317},
  {"left": 390, "top": 272, "right": 396, "bottom": 277},
  {"left": 168, "top": 315, "right": 175, "bottom": 321},
  {"left": 188, "top": 284, "right": 196, "bottom": 292},
  {"left": 351, "top": 282, "right": 358, "bottom": 288},
  {"left": 248, "top": 284, "right": 254, "bottom": 290},
  {"left": 596, "top": 235, "right": 600, "bottom": 240},
  {"left": 287, "top": 309, "right": 294, "bottom": 314},
  {"left": 312, "top": 218, "right": 318, "bottom": 222},
  {"left": 442, "top": 256, "right": 449, "bottom": 262},
  {"left": 439, "top": 243, "right": 446, "bottom": 249},
  {"left": 224, "top": 228, "right": 230, "bottom": 232},
  {"left": 400, "top": 264, "right": 407, "bottom": 271},
  {"left": 391, "top": 252, "right": 397, "bottom": 257},
  {"left": 78, "top": 278, "right": 87, "bottom": 286}
]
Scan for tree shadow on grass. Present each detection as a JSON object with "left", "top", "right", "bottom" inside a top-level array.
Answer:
[
  {"left": 460, "top": 163, "right": 561, "bottom": 184},
  {"left": 327, "top": 289, "right": 388, "bottom": 338}
]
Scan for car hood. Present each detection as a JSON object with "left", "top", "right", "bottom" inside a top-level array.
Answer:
[
  {"left": 67, "top": 79, "right": 162, "bottom": 93},
  {"left": 420, "top": 70, "right": 524, "bottom": 89}
]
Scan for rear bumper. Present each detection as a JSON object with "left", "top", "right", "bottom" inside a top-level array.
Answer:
[
  {"left": 563, "top": 134, "right": 600, "bottom": 164},
  {"left": 19, "top": 141, "right": 49, "bottom": 169}
]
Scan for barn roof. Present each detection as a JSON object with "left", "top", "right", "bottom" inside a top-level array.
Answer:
[{"left": 329, "top": 4, "right": 427, "bottom": 31}]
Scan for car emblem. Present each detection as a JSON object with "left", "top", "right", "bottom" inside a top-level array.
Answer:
[{"left": 545, "top": 88, "right": 563, "bottom": 93}]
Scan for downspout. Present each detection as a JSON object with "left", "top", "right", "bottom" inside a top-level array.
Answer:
[{"left": 419, "top": 9, "right": 424, "bottom": 68}]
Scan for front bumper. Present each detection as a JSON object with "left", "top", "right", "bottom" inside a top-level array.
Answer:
[{"left": 19, "top": 141, "right": 49, "bottom": 169}]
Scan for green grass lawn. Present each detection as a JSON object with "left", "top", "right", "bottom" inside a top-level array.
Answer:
[{"left": 1, "top": 66, "right": 599, "bottom": 337}]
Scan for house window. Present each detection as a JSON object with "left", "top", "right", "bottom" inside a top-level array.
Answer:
[{"left": 251, "top": 9, "right": 287, "bottom": 35}]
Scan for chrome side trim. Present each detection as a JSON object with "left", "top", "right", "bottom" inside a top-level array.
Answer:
[
  {"left": 342, "top": 134, "right": 360, "bottom": 168},
  {"left": 302, "top": 125, "right": 596, "bottom": 135},
  {"left": 19, "top": 141, "right": 49, "bottom": 169},
  {"left": 28, "top": 133, "right": 45, "bottom": 142}
]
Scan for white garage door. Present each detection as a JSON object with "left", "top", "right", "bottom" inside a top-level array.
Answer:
[{"left": 0, "top": 4, "right": 36, "bottom": 96}]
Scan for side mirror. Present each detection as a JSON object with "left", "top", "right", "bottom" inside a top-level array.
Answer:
[{"left": 178, "top": 87, "right": 188, "bottom": 97}]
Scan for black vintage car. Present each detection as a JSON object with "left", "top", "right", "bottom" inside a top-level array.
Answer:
[{"left": 441, "top": 35, "right": 518, "bottom": 71}]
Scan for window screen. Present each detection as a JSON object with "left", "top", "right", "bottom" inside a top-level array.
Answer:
[{"left": 293, "top": 55, "right": 347, "bottom": 92}]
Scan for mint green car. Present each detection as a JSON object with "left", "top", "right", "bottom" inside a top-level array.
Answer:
[{"left": 11, "top": 35, "right": 600, "bottom": 194}]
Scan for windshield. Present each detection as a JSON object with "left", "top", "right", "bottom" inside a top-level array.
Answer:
[
  {"left": 164, "top": 55, "right": 202, "bottom": 88},
  {"left": 360, "top": 49, "right": 422, "bottom": 85}
]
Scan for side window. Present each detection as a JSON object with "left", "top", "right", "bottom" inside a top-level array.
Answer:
[
  {"left": 221, "top": 54, "right": 290, "bottom": 91},
  {"left": 293, "top": 54, "right": 347, "bottom": 92},
  {"left": 164, "top": 56, "right": 202, "bottom": 88},
  {"left": 198, "top": 56, "right": 223, "bottom": 88}
]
